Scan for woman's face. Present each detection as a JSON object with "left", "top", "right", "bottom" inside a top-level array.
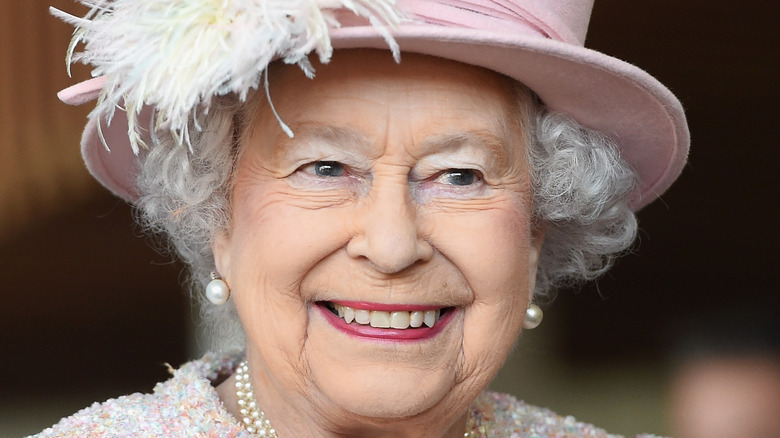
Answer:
[{"left": 213, "top": 51, "right": 543, "bottom": 431}]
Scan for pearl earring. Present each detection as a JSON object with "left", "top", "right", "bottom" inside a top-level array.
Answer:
[
  {"left": 205, "top": 272, "right": 230, "bottom": 305},
  {"left": 523, "top": 303, "right": 543, "bottom": 329}
]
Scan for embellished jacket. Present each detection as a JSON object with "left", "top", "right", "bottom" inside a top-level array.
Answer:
[{"left": 30, "top": 353, "right": 666, "bottom": 438}]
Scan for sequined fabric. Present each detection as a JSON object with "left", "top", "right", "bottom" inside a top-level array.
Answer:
[
  {"left": 29, "top": 353, "right": 667, "bottom": 438},
  {"left": 467, "top": 392, "right": 666, "bottom": 438},
  {"left": 29, "top": 352, "right": 249, "bottom": 438}
]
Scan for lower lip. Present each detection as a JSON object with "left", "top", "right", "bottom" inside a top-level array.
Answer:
[{"left": 315, "top": 304, "right": 456, "bottom": 341}]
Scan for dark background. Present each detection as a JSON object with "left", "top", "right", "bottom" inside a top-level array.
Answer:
[
  {"left": 566, "top": 0, "right": 778, "bottom": 363},
  {"left": 1, "top": 0, "right": 778, "bottom": 435}
]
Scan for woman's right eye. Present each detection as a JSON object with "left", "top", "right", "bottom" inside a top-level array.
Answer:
[
  {"left": 438, "top": 168, "right": 480, "bottom": 186},
  {"left": 305, "top": 161, "right": 345, "bottom": 177},
  {"left": 287, "top": 160, "right": 362, "bottom": 194}
]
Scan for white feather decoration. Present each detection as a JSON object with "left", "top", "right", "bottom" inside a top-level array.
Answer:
[{"left": 51, "top": 0, "right": 404, "bottom": 152}]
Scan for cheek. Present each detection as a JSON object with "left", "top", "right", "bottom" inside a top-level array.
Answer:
[
  {"left": 427, "top": 200, "right": 533, "bottom": 297},
  {"left": 427, "top": 201, "right": 531, "bottom": 379},
  {"left": 228, "top": 184, "right": 360, "bottom": 341},
  {"left": 231, "top": 182, "right": 355, "bottom": 285},
  {"left": 229, "top": 189, "right": 362, "bottom": 388}
]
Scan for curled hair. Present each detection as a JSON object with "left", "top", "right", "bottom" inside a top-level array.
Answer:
[
  {"left": 136, "top": 89, "right": 638, "bottom": 350},
  {"left": 136, "top": 96, "right": 251, "bottom": 349},
  {"left": 529, "top": 109, "right": 638, "bottom": 300}
]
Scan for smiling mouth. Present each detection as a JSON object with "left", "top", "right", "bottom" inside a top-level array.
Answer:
[{"left": 321, "top": 302, "right": 451, "bottom": 329}]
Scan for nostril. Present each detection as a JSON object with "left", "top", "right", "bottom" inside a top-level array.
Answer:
[
  {"left": 346, "top": 233, "right": 429, "bottom": 274},
  {"left": 416, "top": 239, "right": 434, "bottom": 262}
]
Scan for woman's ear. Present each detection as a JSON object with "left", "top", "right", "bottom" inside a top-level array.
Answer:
[{"left": 211, "top": 230, "right": 232, "bottom": 279}]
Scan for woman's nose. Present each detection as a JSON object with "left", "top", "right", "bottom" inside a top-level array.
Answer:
[{"left": 346, "top": 180, "right": 433, "bottom": 274}]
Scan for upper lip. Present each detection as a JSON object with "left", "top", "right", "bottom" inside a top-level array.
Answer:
[{"left": 325, "top": 300, "right": 450, "bottom": 311}]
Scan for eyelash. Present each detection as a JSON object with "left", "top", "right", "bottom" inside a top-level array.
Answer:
[
  {"left": 295, "top": 161, "right": 487, "bottom": 202},
  {"left": 302, "top": 162, "right": 483, "bottom": 186},
  {"left": 433, "top": 168, "right": 483, "bottom": 187},
  {"left": 304, "top": 161, "right": 345, "bottom": 178}
]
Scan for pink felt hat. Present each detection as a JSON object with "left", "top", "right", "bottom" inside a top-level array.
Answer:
[{"left": 58, "top": 0, "right": 688, "bottom": 209}]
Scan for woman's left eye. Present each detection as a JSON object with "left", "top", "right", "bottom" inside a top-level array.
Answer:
[
  {"left": 437, "top": 169, "right": 482, "bottom": 186},
  {"left": 310, "top": 161, "right": 345, "bottom": 177}
]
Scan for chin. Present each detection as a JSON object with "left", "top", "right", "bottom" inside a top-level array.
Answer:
[
  {"left": 320, "top": 367, "right": 457, "bottom": 419},
  {"left": 302, "top": 306, "right": 467, "bottom": 420}
]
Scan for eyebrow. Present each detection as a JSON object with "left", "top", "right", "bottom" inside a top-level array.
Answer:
[
  {"left": 278, "top": 123, "right": 512, "bottom": 168},
  {"left": 279, "top": 122, "right": 374, "bottom": 155},
  {"left": 418, "top": 130, "right": 511, "bottom": 169}
]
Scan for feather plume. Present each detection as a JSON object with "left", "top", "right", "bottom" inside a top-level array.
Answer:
[{"left": 51, "top": 0, "right": 404, "bottom": 152}]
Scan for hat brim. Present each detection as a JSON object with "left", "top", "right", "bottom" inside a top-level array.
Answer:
[{"left": 68, "top": 23, "right": 689, "bottom": 209}]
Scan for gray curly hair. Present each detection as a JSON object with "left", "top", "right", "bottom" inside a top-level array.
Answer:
[{"left": 135, "top": 80, "right": 637, "bottom": 350}]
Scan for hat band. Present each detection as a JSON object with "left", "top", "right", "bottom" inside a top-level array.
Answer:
[{"left": 390, "top": 0, "right": 578, "bottom": 44}]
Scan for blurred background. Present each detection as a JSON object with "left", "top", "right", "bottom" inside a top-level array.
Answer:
[{"left": 1, "top": 1, "right": 778, "bottom": 437}]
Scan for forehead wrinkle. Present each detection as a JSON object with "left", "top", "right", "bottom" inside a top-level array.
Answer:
[{"left": 418, "top": 130, "right": 510, "bottom": 169}]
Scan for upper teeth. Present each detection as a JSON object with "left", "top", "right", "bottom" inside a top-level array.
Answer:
[{"left": 332, "top": 303, "right": 441, "bottom": 329}]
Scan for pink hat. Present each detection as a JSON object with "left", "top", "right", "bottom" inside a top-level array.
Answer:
[{"left": 56, "top": 0, "right": 688, "bottom": 209}]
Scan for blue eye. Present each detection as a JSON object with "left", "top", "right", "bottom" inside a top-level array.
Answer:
[
  {"left": 442, "top": 169, "right": 479, "bottom": 186},
  {"left": 313, "top": 161, "right": 345, "bottom": 177}
]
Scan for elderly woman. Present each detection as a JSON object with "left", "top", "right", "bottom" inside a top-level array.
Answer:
[{"left": 35, "top": 0, "right": 687, "bottom": 437}]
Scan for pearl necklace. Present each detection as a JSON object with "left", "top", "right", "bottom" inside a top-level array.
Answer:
[
  {"left": 235, "top": 360, "right": 483, "bottom": 437},
  {"left": 235, "top": 360, "right": 277, "bottom": 437}
]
